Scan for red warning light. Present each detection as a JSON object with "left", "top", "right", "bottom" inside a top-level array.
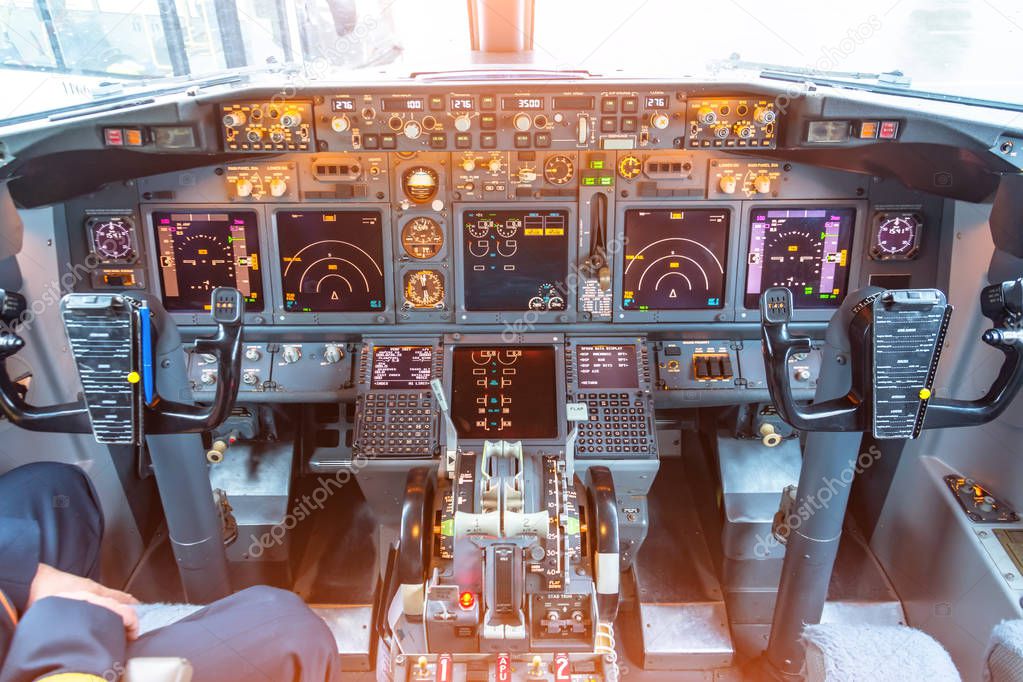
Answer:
[{"left": 459, "top": 591, "right": 476, "bottom": 609}]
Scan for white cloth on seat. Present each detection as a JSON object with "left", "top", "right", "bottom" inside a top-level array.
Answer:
[
  {"left": 134, "top": 602, "right": 205, "bottom": 636},
  {"left": 985, "top": 619, "right": 1023, "bottom": 682},
  {"left": 802, "top": 623, "right": 961, "bottom": 681}
]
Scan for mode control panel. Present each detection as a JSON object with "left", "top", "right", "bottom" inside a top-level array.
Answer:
[{"left": 564, "top": 337, "right": 657, "bottom": 459}]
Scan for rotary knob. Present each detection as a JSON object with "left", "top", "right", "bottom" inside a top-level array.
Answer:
[
  {"left": 719, "top": 175, "right": 738, "bottom": 194},
  {"left": 734, "top": 123, "right": 755, "bottom": 139},
  {"left": 322, "top": 345, "right": 344, "bottom": 364},
  {"left": 245, "top": 129, "right": 263, "bottom": 144},
  {"left": 223, "top": 111, "right": 247, "bottom": 127},
  {"left": 281, "top": 345, "right": 301, "bottom": 364},
  {"left": 754, "top": 106, "right": 776, "bottom": 125},
  {"left": 268, "top": 177, "right": 287, "bottom": 197},
  {"left": 487, "top": 158, "right": 503, "bottom": 173},
  {"left": 513, "top": 113, "right": 532, "bottom": 132},
  {"left": 280, "top": 110, "right": 302, "bottom": 127},
  {"left": 404, "top": 120, "right": 422, "bottom": 139},
  {"left": 200, "top": 370, "right": 217, "bottom": 386},
  {"left": 753, "top": 175, "right": 772, "bottom": 194},
  {"left": 713, "top": 124, "right": 730, "bottom": 139},
  {"left": 650, "top": 112, "right": 670, "bottom": 130},
  {"left": 461, "top": 157, "right": 476, "bottom": 172},
  {"left": 234, "top": 178, "right": 253, "bottom": 197},
  {"left": 331, "top": 115, "right": 350, "bottom": 132},
  {"left": 454, "top": 114, "right": 472, "bottom": 132},
  {"left": 242, "top": 370, "right": 260, "bottom": 386},
  {"left": 696, "top": 106, "right": 717, "bottom": 125},
  {"left": 244, "top": 347, "right": 262, "bottom": 361},
  {"left": 793, "top": 367, "right": 812, "bottom": 382},
  {"left": 269, "top": 128, "right": 285, "bottom": 144}
]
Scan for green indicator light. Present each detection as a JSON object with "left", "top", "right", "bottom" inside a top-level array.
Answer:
[
  {"left": 599, "top": 176, "right": 613, "bottom": 185},
  {"left": 583, "top": 177, "right": 596, "bottom": 186},
  {"left": 590, "top": 160, "right": 605, "bottom": 169}
]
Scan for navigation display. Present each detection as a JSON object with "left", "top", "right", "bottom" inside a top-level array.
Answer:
[
  {"left": 744, "top": 207, "right": 856, "bottom": 309},
  {"left": 371, "top": 346, "right": 433, "bottom": 389},
  {"left": 621, "top": 209, "right": 729, "bottom": 311},
  {"left": 462, "top": 209, "right": 569, "bottom": 312},
  {"left": 576, "top": 345, "right": 639, "bottom": 389},
  {"left": 153, "top": 210, "right": 263, "bottom": 312},
  {"left": 450, "top": 346, "right": 558, "bottom": 439},
  {"left": 277, "top": 210, "right": 385, "bottom": 313}
]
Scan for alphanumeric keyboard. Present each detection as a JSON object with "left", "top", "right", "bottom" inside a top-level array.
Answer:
[
  {"left": 573, "top": 391, "right": 656, "bottom": 457},
  {"left": 356, "top": 391, "right": 437, "bottom": 457}
]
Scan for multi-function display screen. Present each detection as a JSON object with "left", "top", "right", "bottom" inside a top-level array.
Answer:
[
  {"left": 277, "top": 210, "right": 386, "bottom": 313},
  {"left": 450, "top": 346, "right": 558, "bottom": 440},
  {"left": 462, "top": 209, "right": 569, "bottom": 312},
  {"left": 744, "top": 207, "right": 856, "bottom": 309},
  {"left": 370, "top": 346, "right": 433, "bottom": 389},
  {"left": 621, "top": 208, "right": 729, "bottom": 311},
  {"left": 576, "top": 345, "right": 639, "bottom": 389},
  {"left": 153, "top": 210, "right": 263, "bottom": 312}
]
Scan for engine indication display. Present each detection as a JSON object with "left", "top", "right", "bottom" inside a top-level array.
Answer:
[
  {"left": 744, "top": 207, "right": 856, "bottom": 309},
  {"left": 450, "top": 346, "right": 558, "bottom": 440},
  {"left": 277, "top": 210, "right": 385, "bottom": 313},
  {"left": 153, "top": 211, "right": 262, "bottom": 312},
  {"left": 462, "top": 209, "right": 569, "bottom": 312},
  {"left": 621, "top": 209, "right": 729, "bottom": 311}
]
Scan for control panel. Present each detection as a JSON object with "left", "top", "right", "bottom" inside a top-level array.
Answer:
[
  {"left": 565, "top": 338, "right": 657, "bottom": 458},
  {"left": 220, "top": 101, "right": 316, "bottom": 152},
  {"left": 188, "top": 342, "right": 353, "bottom": 397},
  {"left": 353, "top": 339, "right": 444, "bottom": 457},
  {"left": 686, "top": 97, "right": 778, "bottom": 149}
]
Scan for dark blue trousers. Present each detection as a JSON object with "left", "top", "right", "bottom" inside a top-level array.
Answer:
[{"left": 0, "top": 462, "right": 341, "bottom": 682}]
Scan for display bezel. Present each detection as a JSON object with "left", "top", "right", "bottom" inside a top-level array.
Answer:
[
  {"left": 144, "top": 205, "right": 270, "bottom": 325},
  {"left": 738, "top": 200, "right": 868, "bottom": 322},
  {"left": 612, "top": 202, "right": 740, "bottom": 323},
  {"left": 268, "top": 204, "right": 395, "bottom": 325},
  {"left": 453, "top": 203, "right": 578, "bottom": 325},
  {"left": 442, "top": 333, "right": 567, "bottom": 445}
]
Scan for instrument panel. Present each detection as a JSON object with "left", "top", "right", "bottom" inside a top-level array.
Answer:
[{"left": 64, "top": 84, "right": 942, "bottom": 333}]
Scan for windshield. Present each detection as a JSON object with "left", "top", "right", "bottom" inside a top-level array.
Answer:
[{"left": 3, "top": 0, "right": 1022, "bottom": 122}]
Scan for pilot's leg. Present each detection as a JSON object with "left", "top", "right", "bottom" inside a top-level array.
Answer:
[
  {"left": 0, "top": 461, "right": 104, "bottom": 579},
  {"left": 127, "top": 585, "right": 341, "bottom": 682}
]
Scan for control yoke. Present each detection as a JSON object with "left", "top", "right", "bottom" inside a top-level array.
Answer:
[
  {"left": 0, "top": 288, "right": 243, "bottom": 442},
  {"left": 761, "top": 280, "right": 1023, "bottom": 437}
]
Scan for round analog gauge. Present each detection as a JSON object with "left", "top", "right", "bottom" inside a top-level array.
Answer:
[
  {"left": 404, "top": 269, "right": 445, "bottom": 308},
  {"left": 401, "top": 217, "right": 444, "bottom": 259},
  {"left": 618, "top": 155, "right": 641, "bottom": 180},
  {"left": 496, "top": 217, "right": 520, "bottom": 239},
  {"left": 467, "top": 218, "right": 491, "bottom": 239},
  {"left": 88, "top": 216, "right": 136, "bottom": 262},
  {"left": 543, "top": 154, "right": 575, "bottom": 185},
  {"left": 872, "top": 213, "right": 921, "bottom": 260},
  {"left": 527, "top": 283, "right": 566, "bottom": 311},
  {"left": 402, "top": 166, "right": 439, "bottom": 204}
]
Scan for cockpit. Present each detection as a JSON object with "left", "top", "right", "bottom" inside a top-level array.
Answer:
[{"left": 3, "top": 1, "right": 1023, "bottom": 680}]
